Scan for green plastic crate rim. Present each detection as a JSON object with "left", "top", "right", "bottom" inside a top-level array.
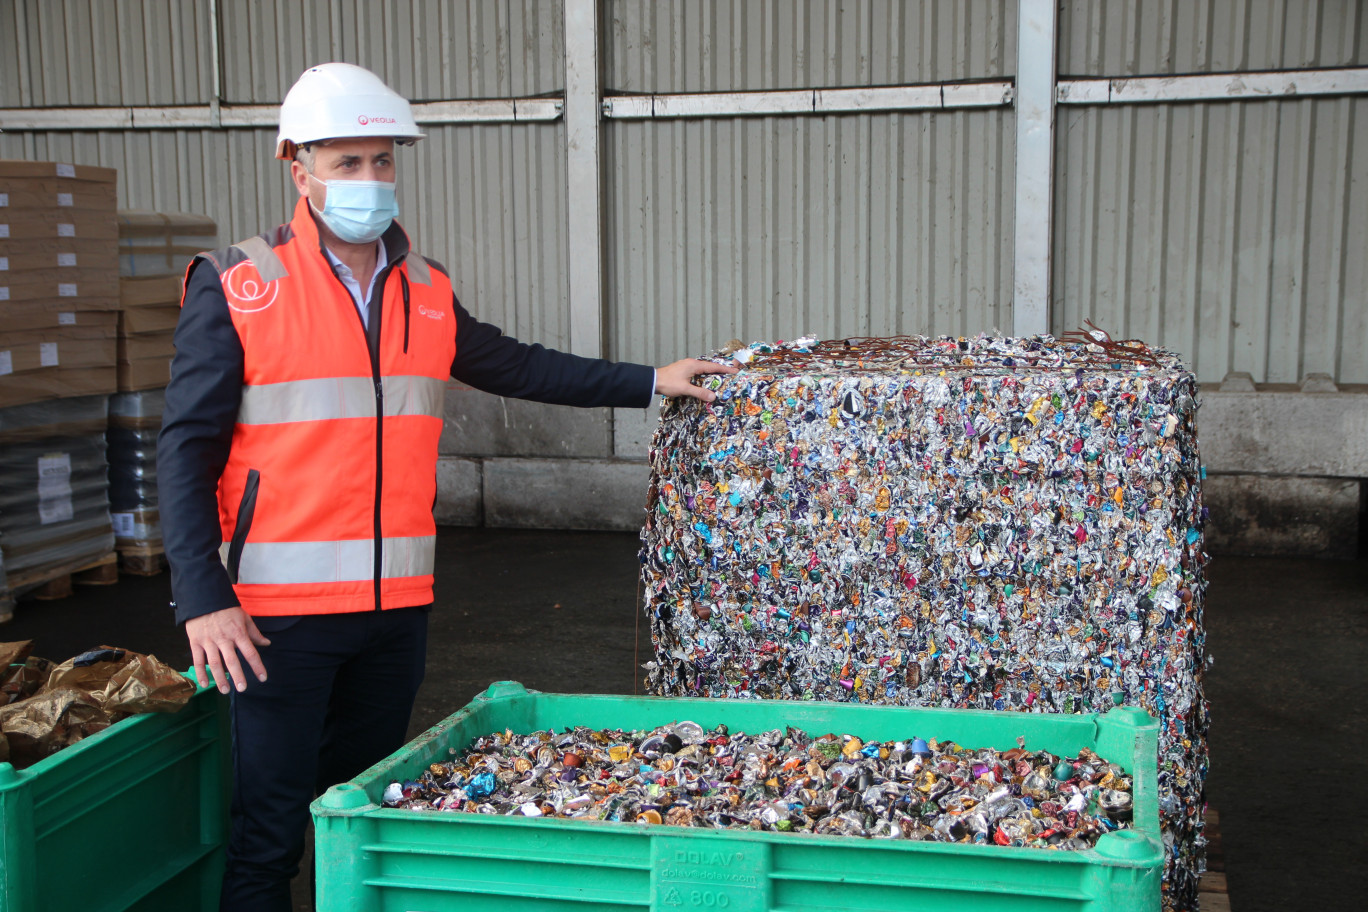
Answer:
[
  {"left": 0, "top": 672, "right": 229, "bottom": 912},
  {"left": 313, "top": 682, "right": 1162, "bottom": 912}
]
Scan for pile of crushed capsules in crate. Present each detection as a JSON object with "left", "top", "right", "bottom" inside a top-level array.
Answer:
[
  {"left": 382, "top": 723, "right": 1135, "bottom": 848},
  {"left": 639, "top": 330, "right": 1208, "bottom": 909}
]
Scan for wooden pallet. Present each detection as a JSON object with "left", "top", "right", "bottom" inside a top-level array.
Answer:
[
  {"left": 1199, "top": 808, "right": 1230, "bottom": 911},
  {"left": 118, "top": 548, "right": 167, "bottom": 577},
  {"left": 6, "top": 551, "right": 119, "bottom": 603}
]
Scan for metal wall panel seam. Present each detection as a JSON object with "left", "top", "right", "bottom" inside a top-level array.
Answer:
[
  {"left": 8, "top": 0, "right": 33, "bottom": 107},
  {"left": 97, "top": 0, "right": 124, "bottom": 107},
  {"left": 206, "top": 0, "right": 220, "bottom": 123},
  {"left": 1058, "top": 67, "right": 1368, "bottom": 104}
]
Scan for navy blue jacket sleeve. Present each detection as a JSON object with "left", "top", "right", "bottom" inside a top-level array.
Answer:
[
  {"left": 449, "top": 295, "right": 655, "bottom": 408},
  {"left": 157, "top": 261, "right": 243, "bottom": 625}
]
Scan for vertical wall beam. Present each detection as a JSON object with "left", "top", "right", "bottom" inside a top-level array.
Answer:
[
  {"left": 208, "top": 0, "right": 221, "bottom": 126},
  {"left": 563, "top": 0, "right": 603, "bottom": 358},
  {"left": 1012, "top": 0, "right": 1058, "bottom": 336}
]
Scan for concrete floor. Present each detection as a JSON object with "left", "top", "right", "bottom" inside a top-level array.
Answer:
[{"left": 3, "top": 526, "right": 1363, "bottom": 911}]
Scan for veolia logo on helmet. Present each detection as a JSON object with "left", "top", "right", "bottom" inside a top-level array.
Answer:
[{"left": 357, "top": 114, "right": 397, "bottom": 126}]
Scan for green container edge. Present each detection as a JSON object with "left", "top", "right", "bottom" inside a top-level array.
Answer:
[
  {"left": 314, "top": 681, "right": 1164, "bottom": 912},
  {"left": 0, "top": 669, "right": 230, "bottom": 912},
  {"left": 0, "top": 669, "right": 212, "bottom": 776}
]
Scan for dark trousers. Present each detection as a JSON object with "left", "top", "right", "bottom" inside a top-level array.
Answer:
[{"left": 219, "top": 605, "right": 429, "bottom": 912}]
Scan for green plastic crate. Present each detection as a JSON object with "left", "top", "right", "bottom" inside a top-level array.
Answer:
[
  {"left": 0, "top": 676, "right": 229, "bottom": 912},
  {"left": 314, "top": 682, "right": 1162, "bottom": 912}
]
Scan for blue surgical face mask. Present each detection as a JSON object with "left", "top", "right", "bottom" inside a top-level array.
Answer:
[{"left": 308, "top": 174, "right": 399, "bottom": 244}]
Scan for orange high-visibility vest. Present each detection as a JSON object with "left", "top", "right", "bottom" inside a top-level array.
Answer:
[{"left": 194, "top": 197, "right": 456, "bottom": 615}]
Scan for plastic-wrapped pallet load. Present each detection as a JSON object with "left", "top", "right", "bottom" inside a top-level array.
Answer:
[
  {"left": 0, "top": 395, "right": 115, "bottom": 596},
  {"left": 107, "top": 388, "right": 163, "bottom": 560},
  {"left": 0, "top": 161, "right": 120, "bottom": 408},
  {"left": 0, "top": 548, "right": 11, "bottom": 622},
  {"left": 640, "top": 333, "right": 1209, "bottom": 911}
]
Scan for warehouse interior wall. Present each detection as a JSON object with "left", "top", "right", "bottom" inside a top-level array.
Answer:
[{"left": 1, "top": 0, "right": 1365, "bottom": 554}]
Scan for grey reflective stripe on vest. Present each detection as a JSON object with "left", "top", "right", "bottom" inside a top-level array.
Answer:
[
  {"left": 232, "top": 236, "right": 290, "bottom": 282},
  {"left": 405, "top": 251, "right": 432, "bottom": 286},
  {"left": 237, "top": 375, "right": 445, "bottom": 425},
  {"left": 218, "top": 535, "right": 436, "bottom": 585}
]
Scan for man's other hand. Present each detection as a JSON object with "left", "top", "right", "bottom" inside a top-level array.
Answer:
[
  {"left": 185, "top": 607, "right": 271, "bottom": 693},
  {"left": 655, "top": 358, "right": 739, "bottom": 403}
]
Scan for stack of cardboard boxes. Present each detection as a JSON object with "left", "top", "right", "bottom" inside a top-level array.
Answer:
[
  {"left": 114, "top": 210, "right": 216, "bottom": 392},
  {"left": 0, "top": 161, "right": 119, "bottom": 407},
  {"left": 107, "top": 211, "right": 217, "bottom": 569},
  {"left": 115, "top": 274, "right": 182, "bottom": 392},
  {"left": 0, "top": 161, "right": 120, "bottom": 609}
]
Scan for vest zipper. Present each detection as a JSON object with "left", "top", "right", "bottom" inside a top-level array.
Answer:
[
  {"left": 367, "top": 266, "right": 392, "bottom": 612},
  {"left": 226, "top": 469, "right": 261, "bottom": 585},
  {"left": 401, "top": 272, "right": 411, "bottom": 354}
]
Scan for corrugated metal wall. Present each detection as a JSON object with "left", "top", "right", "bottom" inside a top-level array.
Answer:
[
  {"left": 0, "top": 0, "right": 570, "bottom": 349},
  {"left": 2, "top": 1, "right": 1364, "bottom": 381},
  {"left": 1058, "top": 0, "right": 1367, "bottom": 75},
  {"left": 215, "top": 0, "right": 563, "bottom": 104},
  {"left": 604, "top": 111, "right": 1016, "bottom": 365},
  {"left": 1053, "top": 97, "right": 1368, "bottom": 384},
  {"left": 0, "top": 0, "right": 214, "bottom": 106},
  {"left": 603, "top": 0, "right": 1017, "bottom": 364},
  {"left": 603, "top": 0, "right": 1015, "bottom": 92},
  {"left": 1053, "top": 0, "right": 1368, "bottom": 383}
]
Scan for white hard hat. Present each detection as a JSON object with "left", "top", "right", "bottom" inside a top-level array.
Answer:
[{"left": 275, "top": 62, "right": 425, "bottom": 160}]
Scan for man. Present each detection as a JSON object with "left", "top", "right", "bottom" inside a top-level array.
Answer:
[{"left": 157, "top": 62, "right": 734, "bottom": 911}]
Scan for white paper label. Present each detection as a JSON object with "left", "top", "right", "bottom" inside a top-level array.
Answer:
[
  {"left": 0, "top": 257, "right": 8, "bottom": 270},
  {"left": 111, "top": 512, "right": 136, "bottom": 538},
  {"left": 57, "top": 223, "right": 75, "bottom": 237},
  {"left": 39, "top": 341, "right": 59, "bottom": 367},
  {"left": 57, "top": 252, "right": 77, "bottom": 267},
  {"left": 58, "top": 312, "right": 76, "bottom": 325},
  {"left": 57, "top": 192, "right": 73, "bottom": 207},
  {"left": 0, "top": 351, "right": 11, "bottom": 376},
  {"left": 58, "top": 282, "right": 77, "bottom": 297},
  {"left": 55, "top": 163, "right": 76, "bottom": 178},
  {"left": 0, "top": 287, "right": 9, "bottom": 301},
  {"left": 112, "top": 516, "right": 157, "bottom": 542},
  {"left": 0, "top": 193, "right": 8, "bottom": 207},
  {"left": 0, "top": 225, "right": 9, "bottom": 238},
  {"left": 38, "top": 453, "right": 74, "bottom": 525}
]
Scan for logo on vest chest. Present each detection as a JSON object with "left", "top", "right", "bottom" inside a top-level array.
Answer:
[
  {"left": 223, "top": 261, "right": 279, "bottom": 313},
  {"left": 417, "top": 303, "right": 445, "bottom": 321}
]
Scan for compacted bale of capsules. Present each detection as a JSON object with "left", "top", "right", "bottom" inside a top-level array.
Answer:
[{"left": 640, "top": 333, "right": 1209, "bottom": 910}]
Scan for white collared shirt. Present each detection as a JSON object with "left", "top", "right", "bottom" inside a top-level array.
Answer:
[{"left": 323, "top": 238, "right": 386, "bottom": 326}]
